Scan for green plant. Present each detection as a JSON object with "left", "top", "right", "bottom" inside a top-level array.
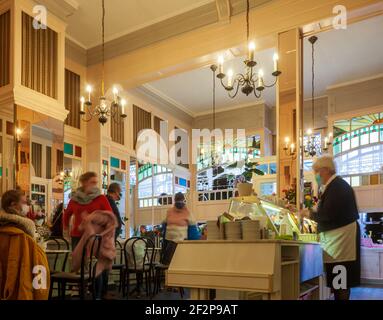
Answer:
[{"left": 227, "top": 161, "right": 265, "bottom": 183}]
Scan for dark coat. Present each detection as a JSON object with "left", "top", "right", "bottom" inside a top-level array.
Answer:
[
  {"left": 106, "top": 195, "right": 124, "bottom": 231},
  {"left": 311, "top": 176, "right": 359, "bottom": 233}
]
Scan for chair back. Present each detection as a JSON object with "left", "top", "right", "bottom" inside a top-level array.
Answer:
[
  {"left": 114, "top": 239, "right": 124, "bottom": 265},
  {"left": 80, "top": 234, "right": 102, "bottom": 300},
  {"left": 160, "top": 240, "right": 178, "bottom": 266},
  {"left": 46, "top": 236, "right": 70, "bottom": 272},
  {"left": 123, "top": 237, "right": 155, "bottom": 271}
]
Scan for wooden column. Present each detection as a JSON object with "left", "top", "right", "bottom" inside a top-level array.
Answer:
[{"left": 276, "top": 29, "right": 303, "bottom": 207}]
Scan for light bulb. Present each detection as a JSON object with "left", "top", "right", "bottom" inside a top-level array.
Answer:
[
  {"left": 284, "top": 137, "right": 290, "bottom": 143},
  {"left": 113, "top": 87, "right": 118, "bottom": 95},
  {"left": 307, "top": 129, "right": 313, "bottom": 135},
  {"left": 121, "top": 99, "right": 127, "bottom": 115},
  {"left": 16, "top": 128, "right": 22, "bottom": 135},
  {"left": 218, "top": 55, "right": 224, "bottom": 74},
  {"left": 248, "top": 41, "right": 256, "bottom": 61},
  {"left": 86, "top": 85, "right": 92, "bottom": 93},
  {"left": 227, "top": 69, "right": 234, "bottom": 87},
  {"left": 273, "top": 53, "right": 279, "bottom": 72}
]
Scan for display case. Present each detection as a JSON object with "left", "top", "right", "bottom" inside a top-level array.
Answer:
[{"left": 228, "top": 196, "right": 317, "bottom": 241}]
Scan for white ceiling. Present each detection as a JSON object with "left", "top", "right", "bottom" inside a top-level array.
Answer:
[
  {"left": 146, "top": 48, "right": 277, "bottom": 116},
  {"left": 145, "top": 15, "right": 383, "bottom": 116},
  {"left": 65, "top": 0, "right": 214, "bottom": 48},
  {"left": 303, "top": 15, "right": 383, "bottom": 99}
]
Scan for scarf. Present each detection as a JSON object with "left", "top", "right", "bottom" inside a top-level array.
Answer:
[
  {"left": 70, "top": 187, "right": 101, "bottom": 205},
  {"left": 0, "top": 209, "right": 36, "bottom": 238}
]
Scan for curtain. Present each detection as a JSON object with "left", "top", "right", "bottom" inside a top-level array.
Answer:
[
  {"left": 0, "top": 11, "right": 10, "bottom": 87},
  {"left": 21, "top": 12, "right": 58, "bottom": 98},
  {"left": 65, "top": 69, "right": 81, "bottom": 129},
  {"left": 133, "top": 105, "right": 152, "bottom": 149}
]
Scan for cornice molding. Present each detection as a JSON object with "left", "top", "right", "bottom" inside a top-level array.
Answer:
[
  {"left": 86, "top": 1, "right": 218, "bottom": 66},
  {"left": 132, "top": 86, "right": 194, "bottom": 125},
  {"left": 66, "top": 38, "right": 87, "bottom": 66},
  {"left": 37, "top": 0, "right": 79, "bottom": 21},
  {"left": 141, "top": 84, "right": 195, "bottom": 117}
]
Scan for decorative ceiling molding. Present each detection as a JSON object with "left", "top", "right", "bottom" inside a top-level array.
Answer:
[
  {"left": 67, "top": 0, "right": 274, "bottom": 66},
  {"left": 133, "top": 85, "right": 195, "bottom": 125},
  {"left": 216, "top": 0, "right": 231, "bottom": 22},
  {"left": 66, "top": 38, "right": 87, "bottom": 66},
  {"left": 87, "top": 1, "right": 218, "bottom": 66},
  {"left": 194, "top": 99, "right": 266, "bottom": 117},
  {"left": 141, "top": 84, "right": 196, "bottom": 117},
  {"left": 37, "top": 0, "right": 79, "bottom": 20}
]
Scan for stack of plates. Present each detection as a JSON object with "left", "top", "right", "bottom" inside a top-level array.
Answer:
[
  {"left": 241, "top": 220, "right": 261, "bottom": 241},
  {"left": 225, "top": 221, "right": 242, "bottom": 240},
  {"left": 207, "top": 221, "right": 221, "bottom": 240}
]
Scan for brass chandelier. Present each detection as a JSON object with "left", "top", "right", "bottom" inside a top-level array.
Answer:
[
  {"left": 215, "top": 0, "right": 281, "bottom": 99},
  {"left": 80, "top": 0, "right": 127, "bottom": 125}
]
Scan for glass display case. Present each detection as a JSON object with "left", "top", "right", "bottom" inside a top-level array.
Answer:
[{"left": 228, "top": 196, "right": 317, "bottom": 241}]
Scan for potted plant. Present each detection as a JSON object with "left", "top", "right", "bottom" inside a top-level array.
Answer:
[{"left": 227, "top": 161, "right": 265, "bottom": 196}]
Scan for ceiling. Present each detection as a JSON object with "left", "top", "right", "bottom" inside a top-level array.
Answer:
[
  {"left": 146, "top": 47, "right": 277, "bottom": 116},
  {"left": 303, "top": 15, "right": 383, "bottom": 99},
  {"left": 143, "top": 15, "right": 383, "bottom": 116},
  {"left": 65, "top": 0, "right": 214, "bottom": 48}
]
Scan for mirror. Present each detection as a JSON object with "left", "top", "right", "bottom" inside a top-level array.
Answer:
[{"left": 15, "top": 105, "right": 64, "bottom": 225}]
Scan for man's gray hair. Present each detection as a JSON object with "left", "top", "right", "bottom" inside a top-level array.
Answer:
[{"left": 312, "top": 155, "right": 337, "bottom": 173}]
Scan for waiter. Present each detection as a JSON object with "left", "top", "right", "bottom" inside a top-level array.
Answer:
[{"left": 301, "top": 155, "right": 360, "bottom": 300}]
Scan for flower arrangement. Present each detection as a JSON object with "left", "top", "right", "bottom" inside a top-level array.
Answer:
[
  {"left": 282, "top": 187, "right": 296, "bottom": 205},
  {"left": 304, "top": 194, "right": 318, "bottom": 209},
  {"left": 36, "top": 224, "right": 51, "bottom": 242}
]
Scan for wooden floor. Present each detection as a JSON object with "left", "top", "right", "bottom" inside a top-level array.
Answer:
[{"left": 351, "top": 285, "right": 383, "bottom": 300}]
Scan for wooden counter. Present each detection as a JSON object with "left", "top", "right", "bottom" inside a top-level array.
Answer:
[{"left": 166, "top": 240, "right": 323, "bottom": 300}]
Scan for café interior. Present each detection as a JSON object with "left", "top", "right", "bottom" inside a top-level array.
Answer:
[{"left": 0, "top": 0, "right": 383, "bottom": 300}]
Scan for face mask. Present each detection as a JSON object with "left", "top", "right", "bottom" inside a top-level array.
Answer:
[
  {"left": 175, "top": 201, "right": 185, "bottom": 210},
  {"left": 315, "top": 174, "right": 322, "bottom": 187},
  {"left": 21, "top": 204, "right": 30, "bottom": 216}
]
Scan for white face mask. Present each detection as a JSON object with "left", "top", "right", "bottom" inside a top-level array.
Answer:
[{"left": 21, "top": 204, "right": 30, "bottom": 216}]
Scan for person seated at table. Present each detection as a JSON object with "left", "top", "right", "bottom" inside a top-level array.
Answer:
[{"left": 0, "top": 190, "right": 50, "bottom": 300}]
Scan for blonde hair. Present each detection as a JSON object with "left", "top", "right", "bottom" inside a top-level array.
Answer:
[{"left": 312, "top": 155, "right": 336, "bottom": 174}]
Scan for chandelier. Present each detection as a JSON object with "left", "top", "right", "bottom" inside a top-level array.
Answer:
[
  {"left": 80, "top": 0, "right": 127, "bottom": 125},
  {"left": 214, "top": 0, "right": 281, "bottom": 99},
  {"left": 304, "top": 36, "right": 332, "bottom": 157}
]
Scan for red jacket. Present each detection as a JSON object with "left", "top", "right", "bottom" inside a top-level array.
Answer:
[{"left": 64, "top": 195, "right": 112, "bottom": 237}]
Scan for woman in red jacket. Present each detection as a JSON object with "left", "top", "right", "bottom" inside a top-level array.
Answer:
[{"left": 63, "top": 172, "right": 112, "bottom": 251}]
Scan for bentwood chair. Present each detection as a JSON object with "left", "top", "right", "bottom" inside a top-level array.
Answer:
[
  {"left": 112, "top": 239, "right": 126, "bottom": 292},
  {"left": 46, "top": 236, "right": 70, "bottom": 274},
  {"left": 49, "top": 234, "right": 102, "bottom": 300},
  {"left": 123, "top": 237, "right": 155, "bottom": 299},
  {"left": 153, "top": 240, "right": 183, "bottom": 298}
]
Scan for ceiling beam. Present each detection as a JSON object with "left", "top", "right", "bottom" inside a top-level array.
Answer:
[
  {"left": 85, "top": 0, "right": 381, "bottom": 91},
  {"left": 38, "top": 0, "right": 79, "bottom": 21},
  {"left": 216, "top": 0, "right": 231, "bottom": 22}
]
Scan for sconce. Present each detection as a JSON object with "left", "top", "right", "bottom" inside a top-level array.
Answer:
[
  {"left": 283, "top": 137, "right": 296, "bottom": 158},
  {"left": 16, "top": 128, "right": 22, "bottom": 144}
]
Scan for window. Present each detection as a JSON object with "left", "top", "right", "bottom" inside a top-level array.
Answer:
[{"left": 260, "top": 182, "right": 277, "bottom": 196}]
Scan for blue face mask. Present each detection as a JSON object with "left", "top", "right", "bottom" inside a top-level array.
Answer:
[{"left": 315, "top": 174, "right": 322, "bottom": 187}]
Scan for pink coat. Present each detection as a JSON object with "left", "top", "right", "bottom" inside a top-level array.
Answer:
[{"left": 71, "top": 210, "right": 117, "bottom": 277}]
